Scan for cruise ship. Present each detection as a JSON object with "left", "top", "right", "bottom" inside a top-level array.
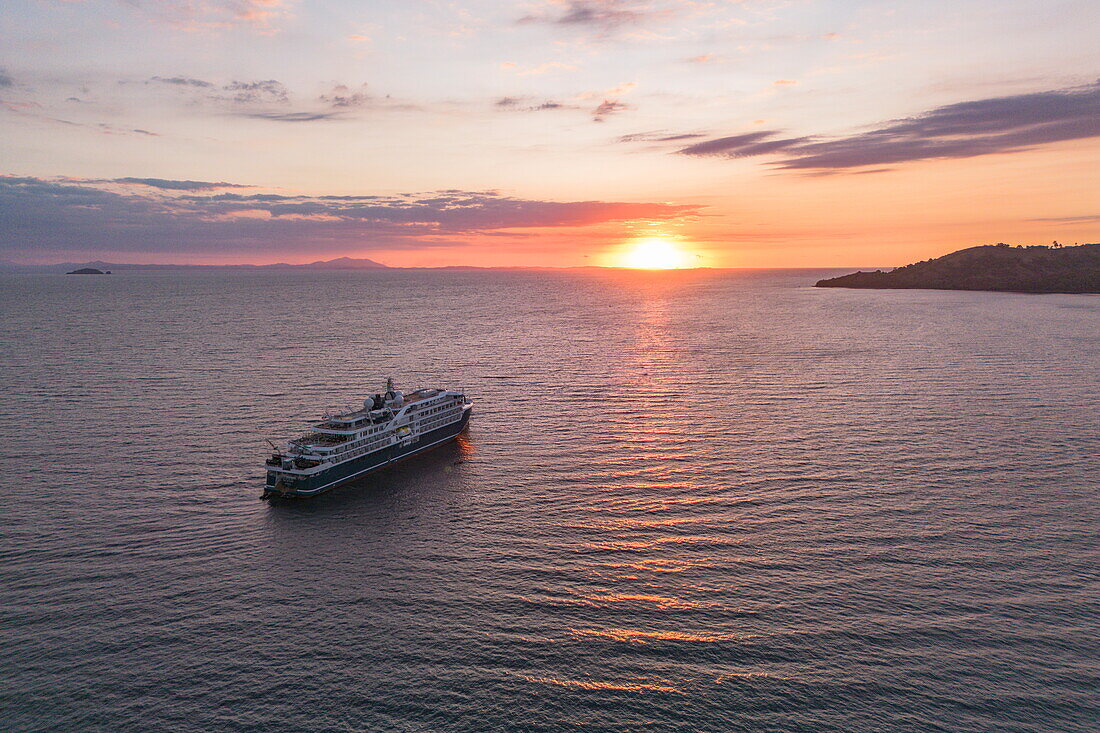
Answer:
[{"left": 263, "top": 379, "right": 472, "bottom": 499}]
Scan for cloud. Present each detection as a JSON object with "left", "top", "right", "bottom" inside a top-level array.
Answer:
[
  {"left": 579, "top": 81, "right": 636, "bottom": 99},
  {"left": 593, "top": 99, "right": 631, "bottom": 121},
  {"left": 147, "top": 76, "right": 381, "bottom": 121},
  {"left": 237, "top": 111, "right": 340, "bottom": 122},
  {"left": 678, "top": 131, "right": 810, "bottom": 157},
  {"left": 678, "top": 131, "right": 773, "bottom": 156},
  {"left": 520, "top": 1, "right": 654, "bottom": 29},
  {"left": 318, "top": 83, "right": 371, "bottom": 109},
  {"left": 224, "top": 79, "right": 289, "bottom": 103},
  {"left": 1028, "top": 214, "right": 1100, "bottom": 224},
  {"left": 109, "top": 178, "right": 253, "bottom": 191},
  {"left": 2, "top": 99, "right": 162, "bottom": 137},
  {"left": 619, "top": 131, "right": 706, "bottom": 143},
  {"left": 18, "top": 72, "right": 395, "bottom": 130},
  {"left": 780, "top": 81, "right": 1100, "bottom": 169},
  {"left": 495, "top": 96, "right": 570, "bottom": 112},
  {"left": 0, "top": 69, "right": 13, "bottom": 88},
  {"left": 0, "top": 175, "right": 702, "bottom": 257},
  {"left": 149, "top": 76, "right": 213, "bottom": 88},
  {"left": 496, "top": 84, "right": 635, "bottom": 120},
  {"left": 669, "top": 82, "right": 1100, "bottom": 170},
  {"left": 133, "top": 0, "right": 291, "bottom": 33}
]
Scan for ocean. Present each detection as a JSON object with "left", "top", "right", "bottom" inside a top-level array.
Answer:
[{"left": 1, "top": 269, "right": 1098, "bottom": 731}]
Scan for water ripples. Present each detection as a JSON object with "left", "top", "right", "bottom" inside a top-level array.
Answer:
[{"left": 1, "top": 270, "right": 1098, "bottom": 731}]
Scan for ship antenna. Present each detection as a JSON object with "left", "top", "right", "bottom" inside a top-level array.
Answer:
[{"left": 265, "top": 439, "right": 282, "bottom": 456}]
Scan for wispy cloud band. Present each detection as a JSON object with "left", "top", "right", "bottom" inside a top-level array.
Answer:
[
  {"left": 669, "top": 82, "right": 1100, "bottom": 170},
  {"left": 0, "top": 175, "right": 701, "bottom": 256}
]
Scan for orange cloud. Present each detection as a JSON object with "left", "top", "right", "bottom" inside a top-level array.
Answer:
[{"left": 500, "top": 60, "right": 578, "bottom": 75}]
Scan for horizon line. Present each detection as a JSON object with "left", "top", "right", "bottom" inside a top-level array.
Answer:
[{"left": 1, "top": 261, "right": 884, "bottom": 272}]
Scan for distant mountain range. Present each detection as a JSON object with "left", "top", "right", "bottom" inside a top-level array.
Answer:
[
  {"left": 0, "top": 257, "right": 705, "bottom": 273},
  {"left": 816, "top": 243, "right": 1100, "bottom": 294},
  {"left": 0, "top": 256, "right": 391, "bottom": 273}
]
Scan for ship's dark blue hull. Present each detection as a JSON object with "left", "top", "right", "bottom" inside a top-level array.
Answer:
[{"left": 263, "top": 408, "right": 471, "bottom": 499}]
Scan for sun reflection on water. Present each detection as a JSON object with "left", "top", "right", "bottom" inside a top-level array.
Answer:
[
  {"left": 569, "top": 628, "right": 752, "bottom": 644},
  {"left": 521, "top": 675, "right": 683, "bottom": 695}
]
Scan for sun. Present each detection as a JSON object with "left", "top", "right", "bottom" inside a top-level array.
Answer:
[{"left": 620, "top": 238, "right": 692, "bottom": 269}]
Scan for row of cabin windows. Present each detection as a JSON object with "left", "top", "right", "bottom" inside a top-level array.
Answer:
[
  {"left": 418, "top": 400, "right": 460, "bottom": 417},
  {"left": 335, "top": 438, "right": 390, "bottom": 462},
  {"left": 329, "top": 399, "right": 461, "bottom": 454},
  {"left": 339, "top": 396, "right": 459, "bottom": 430},
  {"left": 327, "top": 405, "right": 460, "bottom": 461},
  {"left": 334, "top": 431, "right": 391, "bottom": 454},
  {"left": 326, "top": 436, "right": 391, "bottom": 461},
  {"left": 418, "top": 409, "right": 461, "bottom": 432},
  {"left": 419, "top": 405, "right": 460, "bottom": 419}
]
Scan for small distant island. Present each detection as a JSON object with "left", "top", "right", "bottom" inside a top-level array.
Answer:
[
  {"left": 816, "top": 242, "right": 1100, "bottom": 294},
  {"left": 2, "top": 257, "right": 388, "bottom": 274}
]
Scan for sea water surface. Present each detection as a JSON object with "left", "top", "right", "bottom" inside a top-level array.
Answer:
[{"left": 1, "top": 269, "right": 1098, "bottom": 732}]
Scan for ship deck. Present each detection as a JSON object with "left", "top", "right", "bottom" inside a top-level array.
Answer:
[
  {"left": 319, "top": 389, "right": 445, "bottom": 427},
  {"left": 293, "top": 432, "right": 349, "bottom": 447}
]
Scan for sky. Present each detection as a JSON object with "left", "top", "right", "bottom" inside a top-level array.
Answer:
[{"left": 1, "top": 0, "right": 1098, "bottom": 267}]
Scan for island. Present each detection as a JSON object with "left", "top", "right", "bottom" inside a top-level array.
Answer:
[
  {"left": 815, "top": 243, "right": 1100, "bottom": 294},
  {"left": 0, "top": 256, "right": 386, "bottom": 274}
]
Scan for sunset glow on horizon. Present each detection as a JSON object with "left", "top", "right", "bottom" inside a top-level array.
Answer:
[
  {"left": 616, "top": 238, "right": 695, "bottom": 269},
  {"left": 0, "top": 1, "right": 1097, "bottom": 268}
]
